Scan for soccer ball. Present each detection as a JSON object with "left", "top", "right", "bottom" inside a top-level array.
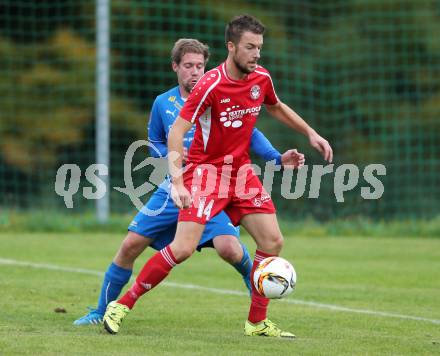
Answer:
[{"left": 253, "top": 257, "right": 296, "bottom": 299}]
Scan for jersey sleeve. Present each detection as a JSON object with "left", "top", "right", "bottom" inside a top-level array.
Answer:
[
  {"left": 263, "top": 72, "right": 279, "bottom": 106},
  {"left": 250, "top": 128, "right": 282, "bottom": 165},
  {"left": 147, "top": 98, "right": 168, "bottom": 157},
  {"left": 179, "top": 70, "right": 220, "bottom": 123}
]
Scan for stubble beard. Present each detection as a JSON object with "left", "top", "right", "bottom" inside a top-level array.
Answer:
[
  {"left": 233, "top": 54, "right": 253, "bottom": 75},
  {"left": 183, "top": 81, "right": 193, "bottom": 95}
]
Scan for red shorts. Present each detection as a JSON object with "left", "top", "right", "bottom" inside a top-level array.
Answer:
[{"left": 178, "top": 163, "right": 276, "bottom": 225}]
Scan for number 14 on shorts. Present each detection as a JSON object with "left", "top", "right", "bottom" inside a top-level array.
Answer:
[{"left": 197, "top": 197, "right": 214, "bottom": 219}]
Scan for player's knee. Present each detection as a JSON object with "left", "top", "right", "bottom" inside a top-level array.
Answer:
[
  {"left": 169, "top": 239, "right": 197, "bottom": 262},
  {"left": 172, "top": 245, "right": 196, "bottom": 263},
  {"left": 120, "top": 232, "right": 146, "bottom": 261},
  {"left": 272, "top": 234, "right": 284, "bottom": 252},
  {"left": 261, "top": 233, "right": 284, "bottom": 254},
  {"left": 215, "top": 238, "right": 242, "bottom": 264},
  {"left": 169, "top": 225, "right": 203, "bottom": 263}
]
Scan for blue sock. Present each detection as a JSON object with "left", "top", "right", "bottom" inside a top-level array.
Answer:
[
  {"left": 233, "top": 242, "right": 253, "bottom": 294},
  {"left": 96, "top": 262, "right": 132, "bottom": 315}
]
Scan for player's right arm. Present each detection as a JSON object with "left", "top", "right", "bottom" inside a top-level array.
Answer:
[
  {"left": 168, "top": 116, "right": 194, "bottom": 209},
  {"left": 168, "top": 70, "right": 217, "bottom": 208}
]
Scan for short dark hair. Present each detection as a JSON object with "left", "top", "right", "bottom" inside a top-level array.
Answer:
[
  {"left": 225, "top": 14, "right": 265, "bottom": 45},
  {"left": 171, "top": 38, "right": 210, "bottom": 65}
]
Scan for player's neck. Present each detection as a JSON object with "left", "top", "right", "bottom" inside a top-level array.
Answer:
[
  {"left": 178, "top": 85, "right": 190, "bottom": 99},
  {"left": 225, "top": 57, "right": 248, "bottom": 81}
]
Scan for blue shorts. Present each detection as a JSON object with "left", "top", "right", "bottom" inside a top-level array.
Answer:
[{"left": 128, "top": 188, "right": 240, "bottom": 251}]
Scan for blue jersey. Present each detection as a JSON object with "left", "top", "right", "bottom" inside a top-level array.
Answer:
[{"left": 148, "top": 86, "right": 195, "bottom": 157}]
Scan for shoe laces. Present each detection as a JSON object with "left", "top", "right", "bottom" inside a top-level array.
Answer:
[
  {"left": 264, "top": 319, "right": 282, "bottom": 336},
  {"left": 108, "top": 304, "right": 127, "bottom": 321}
]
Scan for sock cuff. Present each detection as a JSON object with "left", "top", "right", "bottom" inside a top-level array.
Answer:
[
  {"left": 254, "top": 250, "right": 277, "bottom": 263},
  {"left": 160, "top": 246, "right": 178, "bottom": 267},
  {"left": 107, "top": 262, "right": 132, "bottom": 284}
]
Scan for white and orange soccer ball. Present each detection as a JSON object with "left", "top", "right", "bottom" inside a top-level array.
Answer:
[{"left": 253, "top": 257, "right": 296, "bottom": 299}]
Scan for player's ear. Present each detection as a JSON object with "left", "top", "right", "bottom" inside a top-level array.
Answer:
[
  {"left": 172, "top": 61, "right": 178, "bottom": 73},
  {"left": 227, "top": 41, "right": 235, "bottom": 52}
]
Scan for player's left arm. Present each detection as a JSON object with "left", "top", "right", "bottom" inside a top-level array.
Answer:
[
  {"left": 265, "top": 101, "right": 333, "bottom": 163},
  {"left": 250, "top": 128, "right": 305, "bottom": 169}
]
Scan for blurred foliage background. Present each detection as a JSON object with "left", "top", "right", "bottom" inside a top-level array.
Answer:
[{"left": 0, "top": 0, "right": 439, "bottom": 222}]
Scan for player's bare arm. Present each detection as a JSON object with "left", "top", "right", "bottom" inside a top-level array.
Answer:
[
  {"left": 168, "top": 116, "right": 194, "bottom": 209},
  {"left": 266, "top": 101, "right": 333, "bottom": 163}
]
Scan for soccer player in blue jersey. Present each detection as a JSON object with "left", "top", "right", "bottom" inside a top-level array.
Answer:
[{"left": 74, "top": 38, "right": 301, "bottom": 325}]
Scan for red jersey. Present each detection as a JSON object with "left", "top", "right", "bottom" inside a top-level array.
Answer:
[{"left": 179, "top": 62, "right": 279, "bottom": 170}]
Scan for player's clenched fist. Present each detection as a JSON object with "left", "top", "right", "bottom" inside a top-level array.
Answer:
[{"left": 281, "top": 149, "right": 305, "bottom": 169}]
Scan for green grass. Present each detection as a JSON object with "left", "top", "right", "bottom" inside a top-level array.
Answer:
[
  {"left": 0, "top": 232, "right": 439, "bottom": 355},
  {"left": 2, "top": 210, "right": 440, "bottom": 237}
]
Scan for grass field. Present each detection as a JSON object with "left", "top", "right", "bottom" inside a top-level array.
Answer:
[{"left": 0, "top": 232, "right": 439, "bottom": 355}]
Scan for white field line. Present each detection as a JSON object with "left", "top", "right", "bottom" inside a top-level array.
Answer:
[{"left": 1, "top": 257, "right": 439, "bottom": 325}]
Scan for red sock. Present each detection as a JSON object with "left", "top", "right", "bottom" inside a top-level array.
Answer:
[
  {"left": 247, "top": 250, "right": 277, "bottom": 324},
  {"left": 118, "top": 246, "right": 178, "bottom": 309}
]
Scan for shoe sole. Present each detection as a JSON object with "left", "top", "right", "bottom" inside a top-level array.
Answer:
[
  {"left": 244, "top": 333, "right": 296, "bottom": 339},
  {"left": 280, "top": 335, "right": 296, "bottom": 340},
  {"left": 73, "top": 320, "right": 102, "bottom": 326},
  {"left": 103, "top": 320, "right": 117, "bottom": 334}
]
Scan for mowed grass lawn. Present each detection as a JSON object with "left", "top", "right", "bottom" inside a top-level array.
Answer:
[{"left": 0, "top": 232, "right": 439, "bottom": 355}]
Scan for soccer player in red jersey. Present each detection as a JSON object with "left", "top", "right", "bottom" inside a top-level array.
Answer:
[{"left": 103, "top": 15, "right": 331, "bottom": 338}]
